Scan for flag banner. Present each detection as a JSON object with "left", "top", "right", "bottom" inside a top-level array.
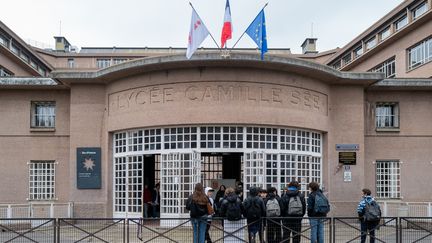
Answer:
[
  {"left": 186, "top": 8, "right": 210, "bottom": 59},
  {"left": 246, "top": 10, "right": 268, "bottom": 60},
  {"left": 221, "top": 0, "right": 232, "bottom": 48}
]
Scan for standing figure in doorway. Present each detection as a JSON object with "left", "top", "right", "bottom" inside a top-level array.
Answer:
[
  {"left": 142, "top": 184, "right": 152, "bottom": 218},
  {"left": 150, "top": 183, "right": 160, "bottom": 218}
]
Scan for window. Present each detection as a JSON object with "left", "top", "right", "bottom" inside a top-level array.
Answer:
[
  {"left": 412, "top": 2, "right": 428, "bottom": 20},
  {"left": 353, "top": 45, "right": 363, "bottom": 59},
  {"left": 96, "top": 59, "right": 111, "bottom": 69},
  {"left": 330, "top": 59, "right": 341, "bottom": 70},
  {"left": 0, "top": 66, "right": 12, "bottom": 76},
  {"left": 20, "top": 52, "right": 29, "bottom": 62},
  {"left": 376, "top": 103, "right": 399, "bottom": 129},
  {"left": 342, "top": 53, "right": 352, "bottom": 65},
  {"left": 379, "top": 27, "right": 391, "bottom": 41},
  {"left": 395, "top": 15, "right": 408, "bottom": 31},
  {"left": 408, "top": 37, "right": 432, "bottom": 69},
  {"left": 10, "top": 44, "right": 19, "bottom": 55},
  {"left": 366, "top": 37, "right": 377, "bottom": 50},
  {"left": 0, "top": 34, "right": 6, "bottom": 46},
  {"left": 29, "top": 161, "right": 56, "bottom": 200},
  {"left": 68, "top": 58, "right": 75, "bottom": 68},
  {"left": 113, "top": 58, "right": 128, "bottom": 65},
  {"left": 369, "top": 57, "right": 396, "bottom": 78},
  {"left": 31, "top": 101, "right": 56, "bottom": 128},
  {"left": 376, "top": 161, "right": 400, "bottom": 198}
]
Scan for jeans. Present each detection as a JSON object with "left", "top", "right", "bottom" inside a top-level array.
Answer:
[
  {"left": 192, "top": 218, "right": 207, "bottom": 243},
  {"left": 309, "top": 218, "right": 324, "bottom": 243},
  {"left": 360, "top": 220, "right": 379, "bottom": 243}
]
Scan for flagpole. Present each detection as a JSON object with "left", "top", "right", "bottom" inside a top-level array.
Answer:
[
  {"left": 231, "top": 2, "right": 268, "bottom": 50},
  {"left": 189, "top": 2, "right": 221, "bottom": 49}
]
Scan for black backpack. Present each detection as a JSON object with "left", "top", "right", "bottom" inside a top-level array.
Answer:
[
  {"left": 226, "top": 200, "right": 242, "bottom": 221},
  {"left": 246, "top": 198, "right": 262, "bottom": 220},
  {"left": 364, "top": 200, "right": 381, "bottom": 222}
]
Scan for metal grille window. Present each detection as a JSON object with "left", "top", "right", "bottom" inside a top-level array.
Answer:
[
  {"left": 31, "top": 101, "right": 56, "bottom": 128},
  {"left": 114, "top": 157, "right": 127, "bottom": 212},
  {"left": 311, "top": 157, "right": 321, "bottom": 186},
  {"left": 408, "top": 37, "right": 432, "bottom": 69},
  {"left": 246, "top": 127, "right": 278, "bottom": 149},
  {"left": 201, "top": 126, "right": 243, "bottom": 149},
  {"left": 201, "top": 155, "right": 223, "bottom": 187},
  {"left": 297, "top": 130, "right": 310, "bottom": 151},
  {"left": 376, "top": 103, "right": 399, "bottom": 129},
  {"left": 412, "top": 2, "right": 428, "bottom": 20},
  {"left": 128, "top": 156, "right": 143, "bottom": 213},
  {"left": 144, "top": 129, "right": 161, "bottom": 151},
  {"left": 114, "top": 132, "right": 127, "bottom": 153},
  {"left": 369, "top": 57, "right": 396, "bottom": 78},
  {"left": 96, "top": 59, "right": 111, "bottom": 69},
  {"left": 163, "top": 127, "right": 198, "bottom": 149},
  {"left": 376, "top": 161, "right": 400, "bottom": 198},
  {"left": 280, "top": 129, "right": 296, "bottom": 151},
  {"left": 265, "top": 154, "right": 278, "bottom": 189},
  {"left": 280, "top": 154, "right": 296, "bottom": 187},
  {"left": 29, "top": 161, "right": 55, "bottom": 200},
  {"left": 128, "top": 130, "right": 143, "bottom": 152},
  {"left": 311, "top": 132, "right": 321, "bottom": 153}
]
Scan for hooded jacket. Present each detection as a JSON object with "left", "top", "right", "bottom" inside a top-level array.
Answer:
[
  {"left": 281, "top": 186, "right": 306, "bottom": 217},
  {"left": 219, "top": 193, "right": 244, "bottom": 218},
  {"left": 243, "top": 187, "right": 266, "bottom": 221}
]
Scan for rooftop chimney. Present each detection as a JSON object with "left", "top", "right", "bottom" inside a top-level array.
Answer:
[
  {"left": 301, "top": 38, "right": 318, "bottom": 54},
  {"left": 54, "top": 36, "right": 71, "bottom": 52}
]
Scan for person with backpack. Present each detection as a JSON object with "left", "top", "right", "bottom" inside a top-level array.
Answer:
[
  {"left": 281, "top": 181, "right": 306, "bottom": 243},
  {"left": 186, "top": 183, "right": 210, "bottom": 243},
  {"left": 357, "top": 188, "right": 381, "bottom": 243},
  {"left": 243, "top": 186, "right": 266, "bottom": 243},
  {"left": 219, "top": 187, "right": 245, "bottom": 242},
  {"left": 307, "top": 182, "right": 329, "bottom": 243},
  {"left": 264, "top": 187, "right": 283, "bottom": 243},
  {"left": 205, "top": 187, "right": 216, "bottom": 243}
]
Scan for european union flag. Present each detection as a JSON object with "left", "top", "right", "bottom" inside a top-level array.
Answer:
[{"left": 246, "top": 10, "right": 268, "bottom": 60}]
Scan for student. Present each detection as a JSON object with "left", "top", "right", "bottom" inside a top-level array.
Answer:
[
  {"left": 142, "top": 184, "right": 152, "bottom": 218},
  {"left": 307, "top": 182, "right": 330, "bottom": 243},
  {"left": 205, "top": 187, "right": 215, "bottom": 243},
  {"left": 219, "top": 187, "right": 245, "bottom": 243},
  {"left": 215, "top": 185, "right": 226, "bottom": 210},
  {"left": 186, "top": 183, "right": 209, "bottom": 243},
  {"left": 264, "top": 187, "right": 283, "bottom": 243},
  {"left": 150, "top": 183, "right": 160, "bottom": 218},
  {"left": 281, "top": 181, "right": 306, "bottom": 243},
  {"left": 357, "top": 188, "right": 381, "bottom": 243},
  {"left": 243, "top": 186, "right": 266, "bottom": 243}
]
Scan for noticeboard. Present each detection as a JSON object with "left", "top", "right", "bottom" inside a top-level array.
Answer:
[
  {"left": 77, "top": 147, "right": 101, "bottom": 189},
  {"left": 339, "top": 152, "right": 356, "bottom": 165}
]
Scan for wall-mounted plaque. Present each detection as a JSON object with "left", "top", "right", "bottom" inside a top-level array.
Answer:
[
  {"left": 77, "top": 147, "right": 101, "bottom": 189},
  {"left": 339, "top": 152, "right": 356, "bottom": 165}
]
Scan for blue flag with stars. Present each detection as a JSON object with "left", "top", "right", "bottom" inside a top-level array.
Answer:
[{"left": 246, "top": 10, "right": 268, "bottom": 60}]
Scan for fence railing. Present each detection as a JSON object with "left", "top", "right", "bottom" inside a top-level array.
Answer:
[
  {"left": 0, "top": 217, "right": 431, "bottom": 242},
  {"left": 0, "top": 203, "right": 73, "bottom": 219}
]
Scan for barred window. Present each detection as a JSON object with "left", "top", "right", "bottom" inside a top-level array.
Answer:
[
  {"left": 376, "top": 103, "right": 399, "bottom": 129},
  {"left": 128, "top": 130, "right": 143, "bottom": 152},
  {"left": 114, "top": 132, "right": 127, "bottom": 153},
  {"left": 376, "top": 161, "right": 400, "bottom": 198},
  {"left": 369, "top": 57, "right": 395, "bottom": 78},
  {"left": 408, "top": 37, "right": 432, "bottom": 70},
  {"left": 164, "top": 127, "right": 198, "bottom": 149},
  {"left": 29, "top": 161, "right": 56, "bottom": 200},
  {"left": 31, "top": 101, "right": 56, "bottom": 128},
  {"left": 246, "top": 127, "right": 278, "bottom": 149}
]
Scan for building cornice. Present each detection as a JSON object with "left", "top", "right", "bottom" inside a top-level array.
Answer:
[{"left": 51, "top": 53, "right": 383, "bottom": 86}]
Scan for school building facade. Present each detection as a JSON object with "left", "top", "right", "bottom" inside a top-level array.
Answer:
[{"left": 0, "top": 0, "right": 432, "bottom": 218}]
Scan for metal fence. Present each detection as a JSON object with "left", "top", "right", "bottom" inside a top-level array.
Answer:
[{"left": 0, "top": 217, "right": 431, "bottom": 242}]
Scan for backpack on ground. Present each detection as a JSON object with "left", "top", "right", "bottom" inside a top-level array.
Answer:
[
  {"left": 266, "top": 198, "right": 281, "bottom": 217},
  {"left": 226, "top": 200, "right": 242, "bottom": 221},
  {"left": 246, "top": 198, "right": 262, "bottom": 221},
  {"left": 364, "top": 200, "right": 381, "bottom": 222},
  {"left": 313, "top": 192, "right": 330, "bottom": 214},
  {"left": 287, "top": 195, "right": 303, "bottom": 216}
]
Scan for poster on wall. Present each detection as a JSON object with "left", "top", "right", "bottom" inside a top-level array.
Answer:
[{"left": 77, "top": 147, "right": 101, "bottom": 189}]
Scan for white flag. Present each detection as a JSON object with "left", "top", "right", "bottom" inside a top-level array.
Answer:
[{"left": 186, "top": 8, "right": 210, "bottom": 59}]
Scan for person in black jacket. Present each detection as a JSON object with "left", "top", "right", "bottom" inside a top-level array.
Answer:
[
  {"left": 243, "top": 186, "right": 266, "bottom": 243},
  {"left": 281, "top": 181, "right": 306, "bottom": 243},
  {"left": 215, "top": 185, "right": 226, "bottom": 210},
  {"left": 264, "top": 187, "right": 283, "bottom": 243},
  {"left": 307, "top": 182, "right": 328, "bottom": 243}
]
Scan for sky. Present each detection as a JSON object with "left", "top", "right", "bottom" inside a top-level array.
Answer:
[{"left": 2, "top": 0, "right": 404, "bottom": 54}]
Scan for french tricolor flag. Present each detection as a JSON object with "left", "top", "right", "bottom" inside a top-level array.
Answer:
[{"left": 221, "top": 0, "right": 232, "bottom": 48}]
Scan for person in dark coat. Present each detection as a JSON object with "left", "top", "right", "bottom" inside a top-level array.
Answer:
[
  {"left": 281, "top": 181, "right": 306, "bottom": 243},
  {"left": 307, "top": 182, "right": 328, "bottom": 243},
  {"left": 215, "top": 185, "right": 226, "bottom": 210},
  {"left": 243, "top": 186, "right": 266, "bottom": 243},
  {"left": 264, "top": 187, "right": 283, "bottom": 243}
]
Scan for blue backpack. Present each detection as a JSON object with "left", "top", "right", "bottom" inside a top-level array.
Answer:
[{"left": 313, "top": 192, "right": 330, "bottom": 214}]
